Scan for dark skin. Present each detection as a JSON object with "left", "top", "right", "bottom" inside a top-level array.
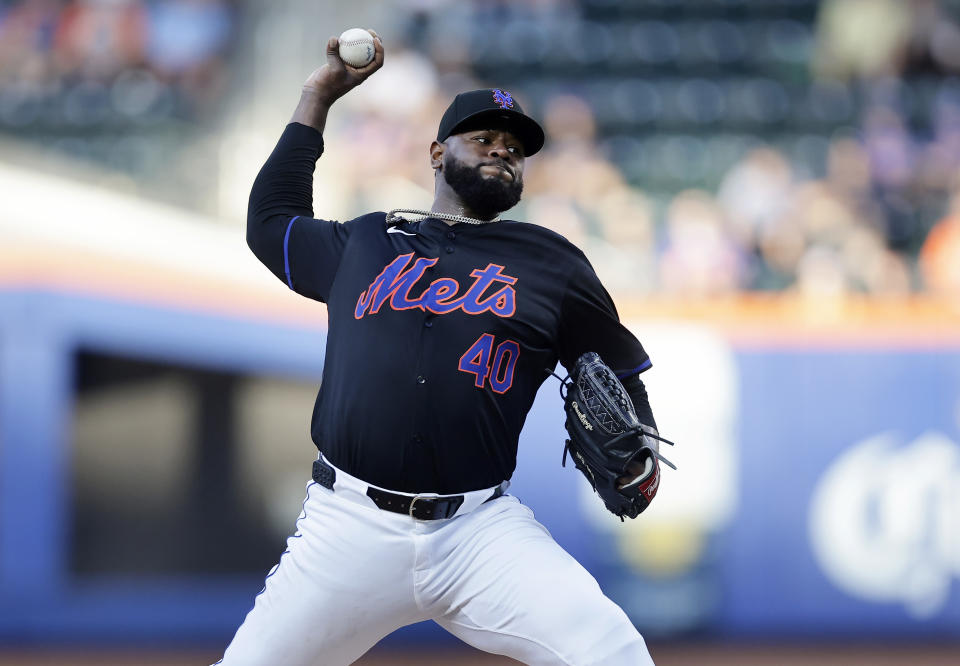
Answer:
[
  {"left": 428, "top": 129, "right": 525, "bottom": 222},
  {"left": 291, "top": 30, "right": 385, "bottom": 137},
  {"left": 290, "top": 31, "right": 644, "bottom": 487}
]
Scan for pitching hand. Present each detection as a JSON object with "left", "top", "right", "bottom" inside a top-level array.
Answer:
[{"left": 303, "top": 29, "right": 384, "bottom": 105}]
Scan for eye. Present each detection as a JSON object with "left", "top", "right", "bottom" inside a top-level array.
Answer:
[
  {"left": 507, "top": 146, "right": 520, "bottom": 154},
  {"left": 474, "top": 136, "right": 489, "bottom": 144}
]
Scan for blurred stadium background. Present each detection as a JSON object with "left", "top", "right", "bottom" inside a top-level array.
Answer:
[{"left": 1, "top": 0, "right": 959, "bottom": 664}]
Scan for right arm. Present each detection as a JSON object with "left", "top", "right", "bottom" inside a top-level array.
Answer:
[{"left": 246, "top": 30, "right": 384, "bottom": 299}]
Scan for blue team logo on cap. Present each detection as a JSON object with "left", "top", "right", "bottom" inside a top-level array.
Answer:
[{"left": 492, "top": 89, "right": 514, "bottom": 109}]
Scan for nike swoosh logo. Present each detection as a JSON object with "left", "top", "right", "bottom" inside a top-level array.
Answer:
[{"left": 387, "top": 226, "right": 416, "bottom": 236}]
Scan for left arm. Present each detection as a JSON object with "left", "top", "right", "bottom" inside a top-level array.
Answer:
[
  {"left": 556, "top": 260, "right": 653, "bottom": 400},
  {"left": 557, "top": 260, "right": 659, "bottom": 486},
  {"left": 621, "top": 373, "right": 657, "bottom": 431}
]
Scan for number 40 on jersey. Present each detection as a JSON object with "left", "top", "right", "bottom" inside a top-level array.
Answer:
[{"left": 458, "top": 333, "right": 519, "bottom": 394}]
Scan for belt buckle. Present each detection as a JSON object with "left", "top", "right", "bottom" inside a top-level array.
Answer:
[{"left": 408, "top": 493, "right": 439, "bottom": 519}]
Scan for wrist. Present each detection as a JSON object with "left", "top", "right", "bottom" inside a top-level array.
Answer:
[
  {"left": 301, "top": 86, "right": 338, "bottom": 108},
  {"left": 291, "top": 89, "right": 334, "bottom": 134}
]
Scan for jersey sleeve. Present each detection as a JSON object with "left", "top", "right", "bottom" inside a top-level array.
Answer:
[
  {"left": 556, "top": 258, "right": 651, "bottom": 377},
  {"left": 246, "top": 122, "right": 352, "bottom": 303}
]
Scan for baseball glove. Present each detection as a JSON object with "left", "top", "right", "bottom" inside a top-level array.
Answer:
[{"left": 560, "top": 352, "right": 676, "bottom": 520}]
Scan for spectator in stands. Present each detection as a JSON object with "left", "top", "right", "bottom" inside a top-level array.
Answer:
[
  {"left": 525, "top": 94, "right": 627, "bottom": 213},
  {"left": 813, "top": 0, "right": 912, "bottom": 81},
  {"left": 53, "top": 0, "right": 147, "bottom": 81},
  {"left": 144, "top": 0, "right": 234, "bottom": 111},
  {"left": 659, "top": 189, "right": 746, "bottom": 297},
  {"left": 0, "top": 0, "right": 63, "bottom": 87},
  {"left": 0, "top": 0, "right": 236, "bottom": 124},
  {"left": 920, "top": 191, "right": 960, "bottom": 296},
  {"left": 902, "top": 0, "right": 960, "bottom": 77},
  {"left": 589, "top": 186, "right": 658, "bottom": 297},
  {"left": 716, "top": 147, "right": 795, "bottom": 286}
]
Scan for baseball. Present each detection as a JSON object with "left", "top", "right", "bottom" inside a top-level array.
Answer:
[{"left": 338, "top": 28, "right": 376, "bottom": 68}]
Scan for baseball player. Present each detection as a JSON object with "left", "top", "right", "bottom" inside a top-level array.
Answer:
[{"left": 216, "top": 30, "right": 662, "bottom": 666}]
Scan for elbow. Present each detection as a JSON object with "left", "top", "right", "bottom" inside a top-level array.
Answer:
[
  {"left": 246, "top": 213, "right": 263, "bottom": 261},
  {"left": 245, "top": 205, "right": 275, "bottom": 266},
  {"left": 245, "top": 209, "right": 292, "bottom": 284},
  {"left": 246, "top": 188, "right": 260, "bottom": 253},
  {"left": 246, "top": 183, "right": 272, "bottom": 258}
]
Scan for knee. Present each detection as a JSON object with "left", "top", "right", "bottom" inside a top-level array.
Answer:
[
  {"left": 588, "top": 631, "right": 655, "bottom": 666},
  {"left": 563, "top": 597, "right": 654, "bottom": 666}
]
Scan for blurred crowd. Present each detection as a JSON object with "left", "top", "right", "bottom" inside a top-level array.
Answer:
[
  {"left": 325, "top": 0, "right": 960, "bottom": 301},
  {"left": 3, "top": 0, "right": 960, "bottom": 300},
  {"left": 327, "top": 82, "right": 939, "bottom": 302},
  {"left": 0, "top": 0, "right": 236, "bottom": 127}
]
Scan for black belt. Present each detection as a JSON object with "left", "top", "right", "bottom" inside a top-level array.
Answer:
[{"left": 312, "top": 457, "right": 504, "bottom": 521}]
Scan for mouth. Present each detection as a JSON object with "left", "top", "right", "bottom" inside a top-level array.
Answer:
[{"left": 479, "top": 164, "right": 514, "bottom": 181}]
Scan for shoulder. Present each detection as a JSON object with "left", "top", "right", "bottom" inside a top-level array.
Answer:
[
  {"left": 501, "top": 219, "right": 592, "bottom": 268},
  {"left": 500, "top": 219, "right": 585, "bottom": 252},
  {"left": 346, "top": 212, "right": 388, "bottom": 228},
  {"left": 331, "top": 211, "right": 388, "bottom": 238}
]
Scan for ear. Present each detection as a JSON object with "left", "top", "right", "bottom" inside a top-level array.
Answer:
[{"left": 429, "top": 140, "right": 444, "bottom": 170}]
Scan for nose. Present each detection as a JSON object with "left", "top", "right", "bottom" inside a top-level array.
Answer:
[
  {"left": 488, "top": 139, "right": 515, "bottom": 162},
  {"left": 488, "top": 150, "right": 516, "bottom": 174}
]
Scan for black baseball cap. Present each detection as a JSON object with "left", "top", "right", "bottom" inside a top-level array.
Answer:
[{"left": 437, "top": 88, "right": 545, "bottom": 156}]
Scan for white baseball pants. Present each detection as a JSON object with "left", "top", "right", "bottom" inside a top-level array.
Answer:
[{"left": 215, "top": 464, "right": 655, "bottom": 666}]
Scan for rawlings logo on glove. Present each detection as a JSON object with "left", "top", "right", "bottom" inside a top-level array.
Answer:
[
  {"left": 558, "top": 352, "right": 676, "bottom": 520},
  {"left": 572, "top": 402, "right": 593, "bottom": 430}
]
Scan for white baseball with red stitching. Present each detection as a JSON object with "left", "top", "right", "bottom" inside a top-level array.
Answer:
[{"left": 338, "top": 28, "right": 375, "bottom": 68}]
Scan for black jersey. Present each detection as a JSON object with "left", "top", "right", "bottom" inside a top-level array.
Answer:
[{"left": 248, "top": 123, "right": 650, "bottom": 494}]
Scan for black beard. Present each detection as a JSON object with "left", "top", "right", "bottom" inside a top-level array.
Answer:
[{"left": 442, "top": 154, "right": 523, "bottom": 219}]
